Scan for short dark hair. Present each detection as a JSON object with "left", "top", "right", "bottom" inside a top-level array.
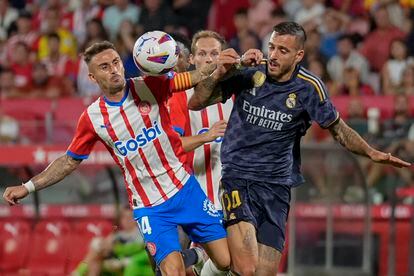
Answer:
[
  {"left": 191, "top": 30, "right": 227, "bottom": 54},
  {"left": 83, "top": 41, "right": 116, "bottom": 64},
  {"left": 273, "top": 22, "right": 307, "bottom": 49},
  {"left": 170, "top": 32, "right": 191, "bottom": 53}
]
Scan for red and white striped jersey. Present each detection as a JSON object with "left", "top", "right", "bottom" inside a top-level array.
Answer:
[
  {"left": 67, "top": 75, "right": 191, "bottom": 209},
  {"left": 168, "top": 88, "right": 234, "bottom": 209}
]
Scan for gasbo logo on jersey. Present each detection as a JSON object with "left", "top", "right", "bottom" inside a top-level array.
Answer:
[
  {"left": 115, "top": 121, "right": 163, "bottom": 156},
  {"left": 197, "top": 128, "right": 223, "bottom": 143}
]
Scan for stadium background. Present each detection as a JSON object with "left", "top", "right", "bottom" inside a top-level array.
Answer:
[{"left": 0, "top": 0, "right": 414, "bottom": 275}]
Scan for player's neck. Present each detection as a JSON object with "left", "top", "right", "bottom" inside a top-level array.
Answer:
[
  {"left": 275, "top": 67, "right": 296, "bottom": 83},
  {"left": 103, "top": 87, "right": 126, "bottom": 102}
]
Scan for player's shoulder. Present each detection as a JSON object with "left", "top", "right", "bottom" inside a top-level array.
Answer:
[{"left": 295, "top": 66, "right": 328, "bottom": 101}]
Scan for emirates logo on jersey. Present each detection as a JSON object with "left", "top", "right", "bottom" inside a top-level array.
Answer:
[
  {"left": 138, "top": 101, "right": 151, "bottom": 115},
  {"left": 146, "top": 242, "right": 157, "bottom": 256}
]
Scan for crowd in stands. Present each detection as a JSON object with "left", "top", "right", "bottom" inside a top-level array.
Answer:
[{"left": 0, "top": 0, "right": 414, "bottom": 203}]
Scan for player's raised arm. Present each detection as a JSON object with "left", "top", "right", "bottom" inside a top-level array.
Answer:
[
  {"left": 328, "top": 118, "right": 411, "bottom": 168},
  {"left": 171, "top": 64, "right": 217, "bottom": 92},
  {"left": 3, "top": 154, "right": 82, "bottom": 206},
  {"left": 188, "top": 49, "right": 241, "bottom": 110}
]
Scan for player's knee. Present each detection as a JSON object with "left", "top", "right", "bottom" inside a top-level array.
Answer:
[
  {"left": 232, "top": 259, "right": 257, "bottom": 276},
  {"left": 212, "top": 252, "right": 231, "bottom": 271},
  {"left": 160, "top": 264, "right": 185, "bottom": 276}
]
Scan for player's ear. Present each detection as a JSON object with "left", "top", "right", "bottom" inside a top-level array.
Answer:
[
  {"left": 88, "top": 73, "right": 96, "bottom": 83},
  {"left": 189, "top": 53, "right": 195, "bottom": 65},
  {"left": 295, "top": 49, "right": 304, "bottom": 64}
]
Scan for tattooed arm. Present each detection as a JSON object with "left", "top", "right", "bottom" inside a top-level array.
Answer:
[
  {"left": 329, "top": 119, "right": 411, "bottom": 168},
  {"left": 3, "top": 155, "right": 82, "bottom": 205}
]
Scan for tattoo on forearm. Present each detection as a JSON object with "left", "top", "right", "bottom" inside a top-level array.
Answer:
[
  {"left": 329, "top": 119, "right": 372, "bottom": 157},
  {"left": 31, "top": 155, "right": 81, "bottom": 191},
  {"left": 242, "top": 228, "right": 256, "bottom": 251}
]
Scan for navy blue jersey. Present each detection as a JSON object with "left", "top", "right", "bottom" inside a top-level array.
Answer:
[{"left": 220, "top": 64, "right": 339, "bottom": 186}]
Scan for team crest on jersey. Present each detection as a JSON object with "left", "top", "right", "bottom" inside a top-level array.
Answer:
[
  {"left": 252, "top": 71, "right": 266, "bottom": 88},
  {"left": 286, "top": 93, "right": 296, "bottom": 108},
  {"left": 138, "top": 101, "right": 151, "bottom": 114},
  {"left": 203, "top": 199, "right": 220, "bottom": 217},
  {"left": 146, "top": 242, "right": 157, "bottom": 256}
]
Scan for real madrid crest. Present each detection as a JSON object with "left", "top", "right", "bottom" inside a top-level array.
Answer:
[
  {"left": 252, "top": 71, "right": 266, "bottom": 88},
  {"left": 286, "top": 93, "right": 296, "bottom": 108}
]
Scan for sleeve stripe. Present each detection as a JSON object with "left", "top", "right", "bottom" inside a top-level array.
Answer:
[
  {"left": 322, "top": 112, "right": 340, "bottom": 129},
  {"left": 298, "top": 69, "right": 328, "bottom": 101},
  {"left": 297, "top": 73, "right": 325, "bottom": 102},
  {"left": 67, "top": 150, "right": 89, "bottom": 160}
]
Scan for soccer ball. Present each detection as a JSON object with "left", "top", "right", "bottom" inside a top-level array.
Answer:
[{"left": 133, "top": 31, "right": 179, "bottom": 76}]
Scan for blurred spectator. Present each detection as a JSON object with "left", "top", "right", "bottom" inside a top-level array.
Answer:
[
  {"left": 0, "top": 68, "right": 21, "bottom": 98},
  {"left": 76, "top": 58, "right": 101, "bottom": 99},
  {"left": 229, "top": 8, "right": 261, "bottom": 55},
  {"left": 137, "top": 0, "right": 177, "bottom": 35},
  {"left": 41, "top": 32, "right": 78, "bottom": 82},
  {"left": 327, "top": 34, "right": 370, "bottom": 85},
  {"left": 294, "top": 0, "right": 325, "bottom": 31},
  {"left": 37, "top": 7, "right": 78, "bottom": 60},
  {"left": 0, "top": 106, "right": 19, "bottom": 144},
  {"left": 261, "top": 8, "right": 287, "bottom": 56},
  {"left": 23, "top": 62, "right": 74, "bottom": 98},
  {"left": 318, "top": 9, "right": 348, "bottom": 59},
  {"left": 367, "top": 94, "right": 414, "bottom": 194},
  {"left": 114, "top": 20, "right": 140, "bottom": 79},
  {"left": 63, "top": 0, "right": 103, "bottom": 46},
  {"left": 330, "top": 0, "right": 366, "bottom": 16},
  {"left": 346, "top": 97, "right": 368, "bottom": 135},
  {"left": 338, "top": 67, "right": 375, "bottom": 96},
  {"left": 239, "top": 31, "right": 262, "bottom": 55},
  {"left": 2, "top": 10, "right": 38, "bottom": 64},
  {"left": 247, "top": 0, "right": 276, "bottom": 38},
  {"left": 381, "top": 39, "right": 410, "bottom": 94},
  {"left": 73, "top": 206, "right": 152, "bottom": 276},
  {"left": 0, "top": 0, "right": 18, "bottom": 40},
  {"left": 81, "top": 18, "right": 109, "bottom": 51},
  {"left": 400, "top": 65, "right": 414, "bottom": 95},
  {"left": 9, "top": 41, "right": 33, "bottom": 88},
  {"left": 102, "top": 0, "right": 140, "bottom": 41},
  {"left": 359, "top": 4, "right": 406, "bottom": 72},
  {"left": 170, "top": 0, "right": 212, "bottom": 36},
  {"left": 302, "top": 30, "right": 327, "bottom": 68},
  {"left": 307, "top": 59, "right": 338, "bottom": 96}
]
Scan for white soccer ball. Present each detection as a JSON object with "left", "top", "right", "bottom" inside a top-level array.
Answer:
[{"left": 133, "top": 31, "right": 179, "bottom": 76}]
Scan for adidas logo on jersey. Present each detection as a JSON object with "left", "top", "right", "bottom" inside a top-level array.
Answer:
[{"left": 114, "top": 121, "right": 163, "bottom": 156}]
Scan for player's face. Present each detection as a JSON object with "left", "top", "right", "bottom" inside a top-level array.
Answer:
[
  {"left": 88, "top": 49, "right": 126, "bottom": 95},
  {"left": 191, "top": 37, "right": 221, "bottom": 71},
  {"left": 267, "top": 32, "right": 304, "bottom": 81}
]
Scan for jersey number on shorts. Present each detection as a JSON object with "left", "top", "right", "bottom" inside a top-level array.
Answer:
[
  {"left": 140, "top": 216, "right": 152, "bottom": 235},
  {"left": 222, "top": 190, "right": 242, "bottom": 211}
]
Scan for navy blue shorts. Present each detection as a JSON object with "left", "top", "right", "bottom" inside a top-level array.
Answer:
[
  {"left": 221, "top": 177, "right": 291, "bottom": 252},
  {"left": 133, "top": 175, "right": 226, "bottom": 265}
]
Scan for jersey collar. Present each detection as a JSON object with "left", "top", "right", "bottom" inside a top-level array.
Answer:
[{"left": 103, "top": 80, "right": 130, "bottom": 106}]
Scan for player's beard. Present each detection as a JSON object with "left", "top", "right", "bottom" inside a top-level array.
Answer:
[{"left": 268, "top": 61, "right": 295, "bottom": 82}]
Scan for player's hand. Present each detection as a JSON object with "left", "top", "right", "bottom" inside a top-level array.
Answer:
[
  {"left": 3, "top": 185, "right": 29, "bottom": 206},
  {"left": 212, "top": 48, "right": 240, "bottom": 79},
  {"left": 369, "top": 150, "right": 411, "bottom": 168},
  {"left": 240, "top": 49, "right": 263, "bottom": 67},
  {"left": 205, "top": 120, "right": 228, "bottom": 142}
]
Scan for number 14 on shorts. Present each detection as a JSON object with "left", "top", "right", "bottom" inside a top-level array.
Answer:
[{"left": 139, "top": 216, "right": 152, "bottom": 235}]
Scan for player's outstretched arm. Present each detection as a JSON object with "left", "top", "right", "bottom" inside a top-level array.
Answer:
[
  {"left": 3, "top": 155, "right": 82, "bottom": 205},
  {"left": 328, "top": 118, "right": 411, "bottom": 168},
  {"left": 180, "top": 120, "right": 227, "bottom": 152}
]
